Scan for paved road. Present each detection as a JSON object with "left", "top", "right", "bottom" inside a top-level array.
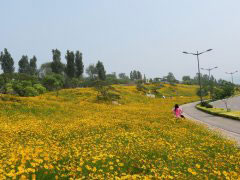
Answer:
[
  {"left": 211, "top": 96, "right": 240, "bottom": 111},
  {"left": 181, "top": 102, "right": 240, "bottom": 146}
]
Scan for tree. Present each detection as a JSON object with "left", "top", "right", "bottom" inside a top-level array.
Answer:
[
  {"left": 51, "top": 49, "right": 64, "bottom": 74},
  {"left": 29, "top": 56, "right": 37, "bottom": 75},
  {"left": 130, "top": 71, "right": 134, "bottom": 80},
  {"left": 75, "top": 51, "right": 84, "bottom": 78},
  {"left": 39, "top": 62, "right": 52, "bottom": 78},
  {"left": 130, "top": 70, "right": 142, "bottom": 80},
  {"left": 182, "top": 76, "right": 192, "bottom": 84},
  {"left": 214, "top": 80, "right": 235, "bottom": 99},
  {"left": 96, "top": 61, "right": 106, "bottom": 80},
  {"left": 65, "top": 50, "right": 75, "bottom": 78},
  {"left": 0, "top": 48, "right": 15, "bottom": 73},
  {"left": 86, "top": 64, "right": 97, "bottom": 80},
  {"left": 42, "top": 73, "right": 64, "bottom": 91},
  {"left": 143, "top": 74, "right": 146, "bottom": 83},
  {"left": 119, "top": 73, "right": 129, "bottom": 80},
  {"left": 166, "top": 72, "right": 176, "bottom": 83},
  {"left": 18, "top": 55, "right": 30, "bottom": 74}
]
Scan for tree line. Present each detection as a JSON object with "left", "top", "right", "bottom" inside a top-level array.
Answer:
[{"left": 0, "top": 48, "right": 147, "bottom": 96}]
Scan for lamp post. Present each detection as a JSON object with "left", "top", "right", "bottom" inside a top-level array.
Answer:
[
  {"left": 182, "top": 49, "right": 213, "bottom": 103},
  {"left": 225, "top": 71, "right": 238, "bottom": 84},
  {"left": 201, "top": 66, "right": 218, "bottom": 81}
]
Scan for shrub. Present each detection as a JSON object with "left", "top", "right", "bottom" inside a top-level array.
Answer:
[
  {"left": 94, "top": 80, "right": 120, "bottom": 102},
  {"left": 5, "top": 83, "right": 14, "bottom": 94},
  {"left": 12, "top": 82, "right": 25, "bottom": 96},
  {"left": 33, "top": 84, "right": 46, "bottom": 94},
  {"left": 23, "top": 86, "right": 39, "bottom": 97},
  {"left": 136, "top": 84, "right": 147, "bottom": 93},
  {"left": 42, "top": 74, "right": 64, "bottom": 91},
  {"left": 200, "top": 101, "right": 213, "bottom": 108}
]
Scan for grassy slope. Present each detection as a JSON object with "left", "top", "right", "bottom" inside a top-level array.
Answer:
[{"left": 0, "top": 84, "right": 239, "bottom": 179}]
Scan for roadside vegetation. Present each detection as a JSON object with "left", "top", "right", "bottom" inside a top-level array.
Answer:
[{"left": 196, "top": 104, "right": 240, "bottom": 120}]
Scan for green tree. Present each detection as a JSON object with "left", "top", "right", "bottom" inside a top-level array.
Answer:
[
  {"left": 0, "top": 48, "right": 15, "bottom": 73},
  {"left": 42, "top": 73, "right": 64, "bottom": 91},
  {"left": 213, "top": 80, "right": 235, "bottom": 100},
  {"left": 86, "top": 64, "right": 97, "bottom": 80},
  {"left": 29, "top": 56, "right": 37, "bottom": 75},
  {"left": 18, "top": 55, "right": 30, "bottom": 74},
  {"left": 182, "top": 76, "right": 192, "bottom": 85},
  {"left": 166, "top": 72, "right": 176, "bottom": 83},
  {"left": 96, "top": 61, "right": 106, "bottom": 80},
  {"left": 75, "top": 51, "right": 84, "bottom": 78},
  {"left": 51, "top": 49, "right": 64, "bottom": 74},
  {"left": 65, "top": 50, "right": 75, "bottom": 78},
  {"left": 119, "top": 73, "right": 129, "bottom": 80}
]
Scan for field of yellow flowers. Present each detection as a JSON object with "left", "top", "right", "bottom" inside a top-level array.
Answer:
[{"left": 0, "top": 84, "right": 239, "bottom": 179}]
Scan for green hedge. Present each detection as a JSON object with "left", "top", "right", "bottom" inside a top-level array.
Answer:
[{"left": 196, "top": 104, "right": 240, "bottom": 121}]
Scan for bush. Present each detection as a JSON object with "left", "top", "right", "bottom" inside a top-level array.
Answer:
[
  {"left": 12, "top": 82, "right": 25, "bottom": 96},
  {"left": 5, "top": 83, "right": 14, "bottom": 94},
  {"left": 200, "top": 101, "right": 213, "bottom": 108},
  {"left": 23, "top": 86, "right": 39, "bottom": 97},
  {"left": 42, "top": 74, "right": 64, "bottom": 91},
  {"left": 136, "top": 83, "right": 147, "bottom": 93},
  {"left": 33, "top": 84, "right": 46, "bottom": 94},
  {"left": 94, "top": 80, "right": 120, "bottom": 102}
]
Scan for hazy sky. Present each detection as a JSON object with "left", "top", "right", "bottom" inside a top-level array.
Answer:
[{"left": 1, "top": 0, "right": 240, "bottom": 82}]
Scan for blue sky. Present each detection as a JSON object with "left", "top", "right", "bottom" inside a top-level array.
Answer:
[{"left": 1, "top": 0, "right": 240, "bottom": 82}]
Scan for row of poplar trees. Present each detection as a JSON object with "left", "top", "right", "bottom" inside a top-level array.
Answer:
[{"left": 0, "top": 48, "right": 107, "bottom": 81}]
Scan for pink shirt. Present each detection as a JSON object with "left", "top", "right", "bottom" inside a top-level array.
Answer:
[{"left": 173, "top": 108, "right": 183, "bottom": 118}]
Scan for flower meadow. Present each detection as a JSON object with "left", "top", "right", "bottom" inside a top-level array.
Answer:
[{"left": 0, "top": 84, "right": 239, "bottom": 179}]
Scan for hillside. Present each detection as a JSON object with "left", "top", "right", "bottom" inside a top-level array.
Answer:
[{"left": 0, "top": 84, "right": 239, "bottom": 179}]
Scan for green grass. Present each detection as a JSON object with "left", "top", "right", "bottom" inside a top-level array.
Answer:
[{"left": 196, "top": 104, "right": 240, "bottom": 120}]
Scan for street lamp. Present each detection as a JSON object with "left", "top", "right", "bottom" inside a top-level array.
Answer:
[
  {"left": 182, "top": 49, "right": 213, "bottom": 103},
  {"left": 225, "top": 71, "right": 238, "bottom": 84},
  {"left": 201, "top": 66, "right": 218, "bottom": 80}
]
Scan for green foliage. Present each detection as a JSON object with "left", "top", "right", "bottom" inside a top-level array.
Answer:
[
  {"left": 75, "top": 51, "right": 84, "bottom": 78},
  {"left": 51, "top": 49, "right": 64, "bottom": 74},
  {"left": 29, "top": 56, "right": 37, "bottom": 75},
  {"left": 23, "top": 86, "right": 39, "bottom": 97},
  {"left": 96, "top": 61, "right": 106, "bottom": 80},
  {"left": 196, "top": 87, "right": 208, "bottom": 97},
  {"left": 130, "top": 70, "right": 142, "bottom": 80},
  {"left": 149, "top": 86, "right": 163, "bottom": 97},
  {"left": 86, "top": 64, "right": 97, "bottom": 80},
  {"left": 18, "top": 55, "right": 30, "bottom": 74},
  {"left": 42, "top": 74, "right": 64, "bottom": 91},
  {"left": 64, "top": 77, "right": 82, "bottom": 88},
  {"left": 200, "top": 101, "right": 213, "bottom": 108},
  {"left": 136, "top": 83, "right": 148, "bottom": 94},
  {"left": 94, "top": 80, "right": 120, "bottom": 102},
  {"left": 5, "top": 83, "right": 14, "bottom": 94},
  {"left": 0, "top": 48, "right": 15, "bottom": 74},
  {"left": 212, "top": 80, "right": 235, "bottom": 100},
  {"left": 65, "top": 50, "right": 75, "bottom": 78},
  {"left": 165, "top": 72, "right": 177, "bottom": 83},
  {"left": 182, "top": 76, "right": 192, "bottom": 85},
  {"left": 118, "top": 73, "right": 129, "bottom": 80},
  {"left": 33, "top": 84, "right": 46, "bottom": 94}
]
